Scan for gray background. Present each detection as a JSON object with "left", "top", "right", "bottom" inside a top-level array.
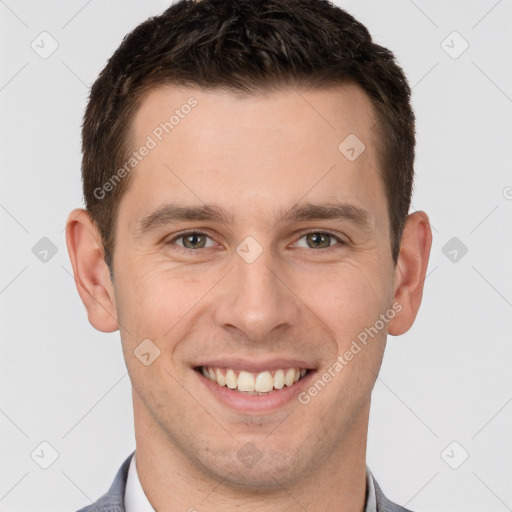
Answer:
[{"left": 0, "top": 1, "right": 511, "bottom": 511}]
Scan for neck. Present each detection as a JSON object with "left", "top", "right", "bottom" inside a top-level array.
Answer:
[{"left": 133, "top": 394, "right": 369, "bottom": 512}]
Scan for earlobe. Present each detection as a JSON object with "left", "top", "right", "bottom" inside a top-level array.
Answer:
[
  {"left": 65, "top": 208, "right": 119, "bottom": 333},
  {"left": 388, "top": 211, "right": 432, "bottom": 336}
]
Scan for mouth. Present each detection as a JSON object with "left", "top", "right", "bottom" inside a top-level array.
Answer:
[
  {"left": 193, "top": 361, "right": 315, "bottom": 413},
  {"left": 195, "top": 366, "right": 310, "bottom": 395}
]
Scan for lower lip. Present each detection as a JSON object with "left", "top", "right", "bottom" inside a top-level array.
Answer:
[{"left": 195, "top": 369, "right": 315, "bottom": 413}]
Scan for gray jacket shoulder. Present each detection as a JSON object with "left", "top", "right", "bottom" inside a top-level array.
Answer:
[
  {"left": 373, "top": 475, "right": 414, "bottom": 512},
  {"left": 75, "top": 452, "right": 134, "bottom": 512}
]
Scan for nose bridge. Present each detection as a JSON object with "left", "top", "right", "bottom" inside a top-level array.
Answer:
[{"left": 213, "top": 245, "right": 299, "bottom": 342}]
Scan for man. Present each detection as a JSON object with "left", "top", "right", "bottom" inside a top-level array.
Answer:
[{"left": 66, "top": 0, "right": 432, "bottom": 510}]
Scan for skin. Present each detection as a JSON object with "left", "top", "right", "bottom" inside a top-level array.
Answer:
[{"left": 66, "top": 82, "right": 432, "bottom": 512}]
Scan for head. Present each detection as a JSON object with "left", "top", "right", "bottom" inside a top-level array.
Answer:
[
  {"left": 81, "top": 0, "right": 416, "bottom": 271},
  {"left": 67, "top": 0, "right": 431, "bottom": 496}
]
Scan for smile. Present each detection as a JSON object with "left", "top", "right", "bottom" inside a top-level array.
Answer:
[{"left": 198, "top": 366, "right": 309, "bottom": 395}]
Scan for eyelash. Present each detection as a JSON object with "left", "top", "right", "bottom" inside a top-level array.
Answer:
[{"left": 166, "top": 229, "right": 348, "bottom": 253}]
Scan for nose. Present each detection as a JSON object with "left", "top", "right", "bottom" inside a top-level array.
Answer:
[{"left": 212, "top": 246, "right": 301, "bottom": 344}]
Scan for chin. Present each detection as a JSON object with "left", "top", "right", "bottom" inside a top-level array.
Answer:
[{"left": 184, "top": 434, "right": 313, "bottom": 491}]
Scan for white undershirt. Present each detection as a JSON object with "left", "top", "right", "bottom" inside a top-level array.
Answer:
[
  {"left": 124, "top": 453, "right": 155, "bottom": 512},
  {"left": 124, "top": 452, "right": 377, "bottom": 512}
]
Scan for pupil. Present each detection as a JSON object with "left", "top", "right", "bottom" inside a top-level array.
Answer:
[
  {"left": 185, "top": 233, "right": 204, "bottom": 248},
  {"left": 308, "top": 233, "right": 329, "bottom": 248}
]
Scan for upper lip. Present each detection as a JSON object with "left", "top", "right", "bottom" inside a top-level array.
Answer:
[{"left": 194, "top": 357, "right": 316, "bottom": 373}]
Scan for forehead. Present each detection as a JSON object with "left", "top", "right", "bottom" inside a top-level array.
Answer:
[
  {"left": 122, "top": 82, "right": 387, "bottom": 230},
  {"left": 132, "top": 82, "right": 379, "bottom": 156}
]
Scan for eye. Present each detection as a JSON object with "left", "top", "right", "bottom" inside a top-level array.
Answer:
[
  {"left": 293, "top": 231, "right": 345, "bottom": 249},
  {"left": 170, "top": 231, "right": 217, "bottom": 250}
]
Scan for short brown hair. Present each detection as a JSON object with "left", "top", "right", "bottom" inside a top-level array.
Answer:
[{"left": 82, "top": 0, "right": 415, "bottom": 270}]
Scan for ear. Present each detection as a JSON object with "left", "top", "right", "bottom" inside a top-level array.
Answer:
[
  {"left": 65, "top": 208, "right": 119, "bottom": 332},
  {"left": 388, "top": 211, "right": 432, "bottom": 336}
]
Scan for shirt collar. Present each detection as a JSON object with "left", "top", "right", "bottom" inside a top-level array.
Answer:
[
  {"left": 365, "top": 465, "right": 377, "bottom": 512},
  {"left": 124, "top": 452, "right": 377, "bottom": 512},
  {"left": 124, "top": 452, "right": 156, "bottom": 512}
]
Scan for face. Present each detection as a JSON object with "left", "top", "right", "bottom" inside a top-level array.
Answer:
[{"left": 70, "top": 82, "right": 430, "bottom": 491}]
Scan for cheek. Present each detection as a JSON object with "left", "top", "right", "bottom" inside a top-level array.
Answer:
[
  {"left": 299, "top": 267, "right": 389, "bottom": 424},
  {"left": 114, "top": 256, "right": 221, "bottom": 344},
  {"left": 299, "top": 259, "right": 390, "bottom": 348}
]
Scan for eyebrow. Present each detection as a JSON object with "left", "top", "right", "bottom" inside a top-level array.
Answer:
[
  {"left": 280, "top": 202, "right": 372, "bottom": 230},
  {"left": 136, "top": 204, "right": 234, "bottom": 235},
  {"left": 135, "top": 201, "right": 372, "bottom": 236}
]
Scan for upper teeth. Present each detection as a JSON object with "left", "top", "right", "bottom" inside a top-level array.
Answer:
[{"left": 201, "top": 367, "right": 308, "bottom": 393}]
